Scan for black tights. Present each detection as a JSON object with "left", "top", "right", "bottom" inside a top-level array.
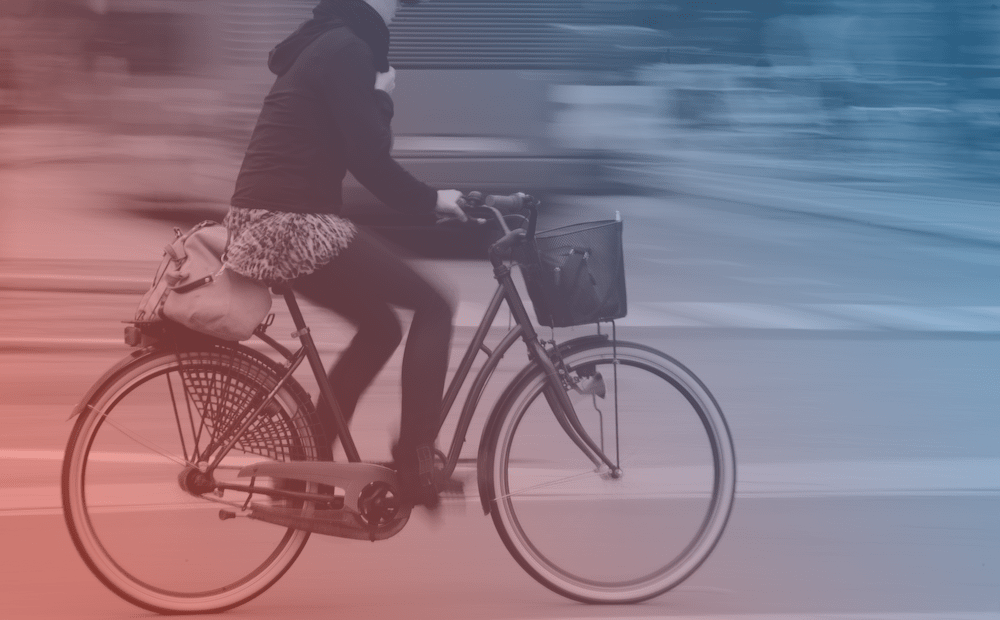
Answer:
[{"left": 293, "top": 229, "right": 454, "bottom": 457}]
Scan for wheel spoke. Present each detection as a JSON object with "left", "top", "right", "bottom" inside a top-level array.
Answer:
[
  {"left": 495, "top": 468, "right": 596, "bottom": 501},
  {"left": 165, "top": 372, "right": 192, "bottom": 463},
  {"left": 98, "top": 410, "right": 189, "bottom": 468}
]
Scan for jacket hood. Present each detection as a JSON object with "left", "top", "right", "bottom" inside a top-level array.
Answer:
[{"left": 268, "top": 16, "right": 346, "bottom": 76}]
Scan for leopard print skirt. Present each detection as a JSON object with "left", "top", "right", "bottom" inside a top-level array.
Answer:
[{"left": 223, "top": 207, "right": 357, "bottom": 285}]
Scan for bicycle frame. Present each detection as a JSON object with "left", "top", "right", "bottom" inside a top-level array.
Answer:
[
  {"left": 202, "top": 208, "right": 618, "bottom": 487},
  {"left": 206, "top": 269, "right": 609, "bottom": 488}
]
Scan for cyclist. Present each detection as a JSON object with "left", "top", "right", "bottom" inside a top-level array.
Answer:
[{"left": 224, "top": 0, "right": 465, "bottom": 508}]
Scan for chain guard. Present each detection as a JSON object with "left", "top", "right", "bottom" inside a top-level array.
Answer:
[{"left": 238, "top": 461, "right": 411, "bottom": 541}]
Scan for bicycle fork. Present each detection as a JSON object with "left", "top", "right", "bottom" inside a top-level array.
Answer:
[
  {"left": 534, "top": 339, "right": 620, "bottom": 477},
  {"left": 496, "top": 262, "right": 620, "bottom": 476}
]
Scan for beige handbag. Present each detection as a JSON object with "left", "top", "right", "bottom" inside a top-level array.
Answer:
[{"left": 133, "top": 221, "right": 272, "bottom": 342}]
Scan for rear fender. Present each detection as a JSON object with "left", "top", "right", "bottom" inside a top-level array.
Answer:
[
  {"left": 68, "top": 347, "right": 161, "bottom": 420},
  {"left": 69, "top": 334, "right": 294, "bottom": 421},
  {"left": 69, "top": 323, "right": 233, "bottom": 420}
]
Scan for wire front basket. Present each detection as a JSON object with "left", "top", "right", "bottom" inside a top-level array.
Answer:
[{"left": 521, "top": 219, "right": 627, "bottom": 328}]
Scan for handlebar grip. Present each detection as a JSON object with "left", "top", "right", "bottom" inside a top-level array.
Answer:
[{"left": 485, "top": 193, "right": 525, "bottom": 214}]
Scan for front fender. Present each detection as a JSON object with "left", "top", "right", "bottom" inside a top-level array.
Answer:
[{"left": 475, "top": 333, "right": 609, "bottom": 515}]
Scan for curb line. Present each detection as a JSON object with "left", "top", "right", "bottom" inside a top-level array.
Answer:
[{"left": 621, "top": 164, "right": 1000, "bottom": 248}]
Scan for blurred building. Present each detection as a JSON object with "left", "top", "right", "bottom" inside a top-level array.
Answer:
[
  {"left": 631, "top": 0, "right": 1000, "bottom": 165},
  {"left": 2, "top": 0, "right": 661, "bottom": 197},
  {"left": 2, "top": 1, "right": 999, "bottom": 186}
]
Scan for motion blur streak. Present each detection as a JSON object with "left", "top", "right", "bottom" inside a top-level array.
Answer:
[{"left": 1, "top": 1, "right": 998, "bottom": 619}]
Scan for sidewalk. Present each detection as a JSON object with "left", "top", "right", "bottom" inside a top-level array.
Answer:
[{"left": 621, "top": 147, "right": 1000, "bottom": 247}]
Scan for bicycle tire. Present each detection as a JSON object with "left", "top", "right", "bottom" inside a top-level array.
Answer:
[
  {"left": 483, "top": 339, "right": 736, "bottom": 604},
  {"left": 62, "top": 344, "right": 325, "bottom": 615}
]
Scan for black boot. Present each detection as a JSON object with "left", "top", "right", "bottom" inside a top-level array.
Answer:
[{"left": 391, "top": 443, "right": 439, "bottom": 509}]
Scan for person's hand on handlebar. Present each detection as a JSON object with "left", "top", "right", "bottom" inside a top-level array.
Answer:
[
  {"left": 434, "top": 189, "right": 466, "bottom": 223},
  {"left": 434, "top": 189, "right": 477, "bottom": 224}
]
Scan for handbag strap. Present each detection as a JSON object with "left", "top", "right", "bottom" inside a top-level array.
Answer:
[
  {"left": 165, "top": 220, "right": 228, "bottom": 293},
  {"left": 170, "top": 272, "right": 219, "bottom": 294}
]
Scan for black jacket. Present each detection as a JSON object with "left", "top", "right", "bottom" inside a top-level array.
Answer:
[{"left": 231, "top": 22, "right": 437, "bottom": 216}]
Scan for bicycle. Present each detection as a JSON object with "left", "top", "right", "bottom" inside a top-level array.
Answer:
[{"left": 61, "top": 193, "right": 736, "bottom": 614}]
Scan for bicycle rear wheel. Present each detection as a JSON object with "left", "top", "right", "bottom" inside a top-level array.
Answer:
[
  {"left": 486, "top": 340, "right": 736, "bottom": 603},
  {"left": 62, "top": 345, "right": 324, "bottom": 614}
]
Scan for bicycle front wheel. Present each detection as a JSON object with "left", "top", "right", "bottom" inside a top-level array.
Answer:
[
  {"left": 486, "top": 340, "right": 736, "bottom": 604},
  {"left": 62, "top": 345, "right": 324, "bottom": 615}
]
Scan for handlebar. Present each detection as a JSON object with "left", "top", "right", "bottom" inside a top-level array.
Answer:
[
  {"left": 458, "top": 192, "right": 538, "bottom": 233},
  {"left": 457, "top": 192, "right": 539, "bottom": 262}
]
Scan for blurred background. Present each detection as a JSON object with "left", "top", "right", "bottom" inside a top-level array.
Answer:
[
  {"left": 2, "top": 0, "right": 997, "bottom": 196},
  {"left": 1, "top": 2, "right": 998, "bottom": 618},
  {"left": 2, "top": 0, "right": 999, "bottom": 193},
  {"left": 3, "top": 0, "right": 1000, "bottom": 253}
]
